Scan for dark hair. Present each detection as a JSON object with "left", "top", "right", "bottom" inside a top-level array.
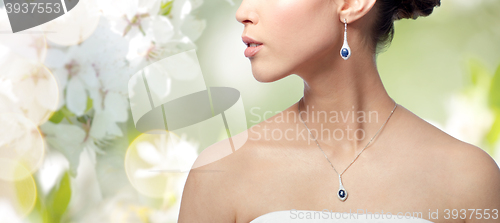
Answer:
[{"left": 371, "top": 0, "right": 441, "bottom": 54}]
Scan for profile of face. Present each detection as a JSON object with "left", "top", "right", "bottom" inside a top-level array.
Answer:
[{"left": 236, "top": 0, "right": 351, "bottom": 83}]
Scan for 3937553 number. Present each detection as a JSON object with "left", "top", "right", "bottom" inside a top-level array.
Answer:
[
  {"left": 5, "top": 3, "right": 61, "bottom": 14},
  {"left": 443, "top": 209, "right": 498, "bottom": 220}
]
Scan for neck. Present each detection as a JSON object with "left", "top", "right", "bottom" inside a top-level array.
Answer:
[{"left": 296, "top": 49, "right": 396, "bottom": 156}]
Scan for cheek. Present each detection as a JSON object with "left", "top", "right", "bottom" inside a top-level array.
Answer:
[{"left": 264, "top": 0, "right": 338, "bottom": 69}]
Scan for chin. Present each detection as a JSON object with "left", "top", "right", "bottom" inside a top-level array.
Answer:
[{"left": 251, "top": 65, "right": 291, "bottom": 83}]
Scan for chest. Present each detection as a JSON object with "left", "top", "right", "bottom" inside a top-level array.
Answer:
[{"left": 233, "top": 148, "right": 463, "bottom": 223}]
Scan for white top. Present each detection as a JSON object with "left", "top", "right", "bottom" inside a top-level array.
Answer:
[{"left": 249, "top": 210, "right": 435, "bottom": 223}]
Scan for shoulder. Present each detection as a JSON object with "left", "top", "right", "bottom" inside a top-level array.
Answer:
[
  {"left": 178, "top": 137, "right": 238, "bottom": 222},
  {"left": 397, "top": 105, "right": 500, "bottom": 210},
  {"left": 437, "top": 140, "right": 500, "bottom": 222},
  {"left": 178, "top": 128, "right": 266, "bottom": 222},
  {"left": 414, "top": 112, "right": 500, "bottom": 212},
  {"left": 447, "top": 142, "right": 500, "bottom": 210},
  {"left": 178, "top": 103, "right": 295, "bottom": 221}
]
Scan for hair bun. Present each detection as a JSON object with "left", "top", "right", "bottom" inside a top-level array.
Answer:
[{"left": 394, "top": 0, "right": 441, "bottom": 20}]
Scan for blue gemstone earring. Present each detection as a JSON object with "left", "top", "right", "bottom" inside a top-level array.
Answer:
[{"left": 340, "top": 18, "right": 351, "bottom": 60}]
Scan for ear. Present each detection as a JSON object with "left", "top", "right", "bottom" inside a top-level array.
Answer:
[{"left": 336, "top": 0, "right": 377, "bottom": 24}]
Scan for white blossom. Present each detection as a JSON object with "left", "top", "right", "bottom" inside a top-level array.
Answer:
[
  {"left": 0, "top": 199, "right": 23, "bottom": 223},
  {"left": 45, "top": 18, "right": 131, "bottom": 141},
  {"left": 134, "top": 133, "right": 198, "bottom": 178},
  {"left": 0, "top": 52, "right": 59, "bottom": 125},
  {"left": 41, "top": 122, "right": 87, "bottom": 175},
  {"left": 444, "top": 90, "right": 494, "bottom": 146}
]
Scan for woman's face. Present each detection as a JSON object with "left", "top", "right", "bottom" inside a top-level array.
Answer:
[{"left": 236, "top": 0, "right": 342, "bottom": 82}]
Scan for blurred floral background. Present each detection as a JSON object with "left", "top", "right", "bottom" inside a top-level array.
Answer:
[{"left": 0, "top": 0, "right": 499, "bottom": 222}]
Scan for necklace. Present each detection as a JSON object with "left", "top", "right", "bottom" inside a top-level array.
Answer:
[{"left": 297, "top": 98, "right": 397, "bottom": 202}]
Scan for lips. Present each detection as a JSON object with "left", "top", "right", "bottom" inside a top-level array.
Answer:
[{"left": 242, "top": 36, "right": 263, "bottom": 58}]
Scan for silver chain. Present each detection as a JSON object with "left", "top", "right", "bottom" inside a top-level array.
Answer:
[{"left": 297, "top": 98, "right": 397, "bottom": 177}]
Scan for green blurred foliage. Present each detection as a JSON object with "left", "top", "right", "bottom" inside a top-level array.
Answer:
[
  {"left": 14, "top": 175, "right": 36, "bottom": 216},
  {"left": 48, "top": 106, "right": 75, "bottom": 124},
  {"left": 48, "top": 97, "right": 92, "bottom": 124},
  {"left": 487, "top": 63, "right": 500, "bottom": 146},
  {"left": 28, "top": 172, "right": 72, "bottom": 223},
  {"left": 160, "top": 0, "right": 174, "bottom": 16},
  {"left": 489, "top": 63, "right": 500, "bottom": 109},
  {"left": 461, "top": 58, "right": 500, "bottom": 154}
]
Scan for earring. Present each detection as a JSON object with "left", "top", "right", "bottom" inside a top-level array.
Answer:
[{"left": 340, "top": 18, "right": 351, "bottom": 60}]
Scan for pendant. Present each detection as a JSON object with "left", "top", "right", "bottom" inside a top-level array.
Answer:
[
  {"left": 337, "top": 175, "right": 348, "bottom": 202},
  {"left": 340, "top": 27, "right": 351, "bottom": 60}
]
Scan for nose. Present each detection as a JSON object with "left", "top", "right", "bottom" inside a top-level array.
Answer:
[{"left": 235, "top": 0, "right": 258, "bottom": 26}]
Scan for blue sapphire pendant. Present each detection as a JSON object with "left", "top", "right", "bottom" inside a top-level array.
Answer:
[
  {"left": 338, "top": 175, "right": 348, "bottom": 201},
  {"left": 340, "top": 36, "right": 351, "bottom": 60},
  {"left": 340, "top": 19, "right": 351, "bottom": 60}
]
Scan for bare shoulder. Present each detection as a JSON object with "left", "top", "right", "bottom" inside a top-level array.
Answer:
[
  {"left": 446, "top": 141, "right": 500, "bottom": 212},
  {"left": 178, "top": 141, "right": 236, "bottom": 222},
  {"left": 401, "top": 105, "right": 500, "bottom": 218},
  {"left": 178, "top": 127, "right": 264, "bottom": 222},
  {"left": 178, "top": 104, "right": 295, "bottom": 222},
  {"left": 438, "top": 140, "right": 500, "bottom": 222}
]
